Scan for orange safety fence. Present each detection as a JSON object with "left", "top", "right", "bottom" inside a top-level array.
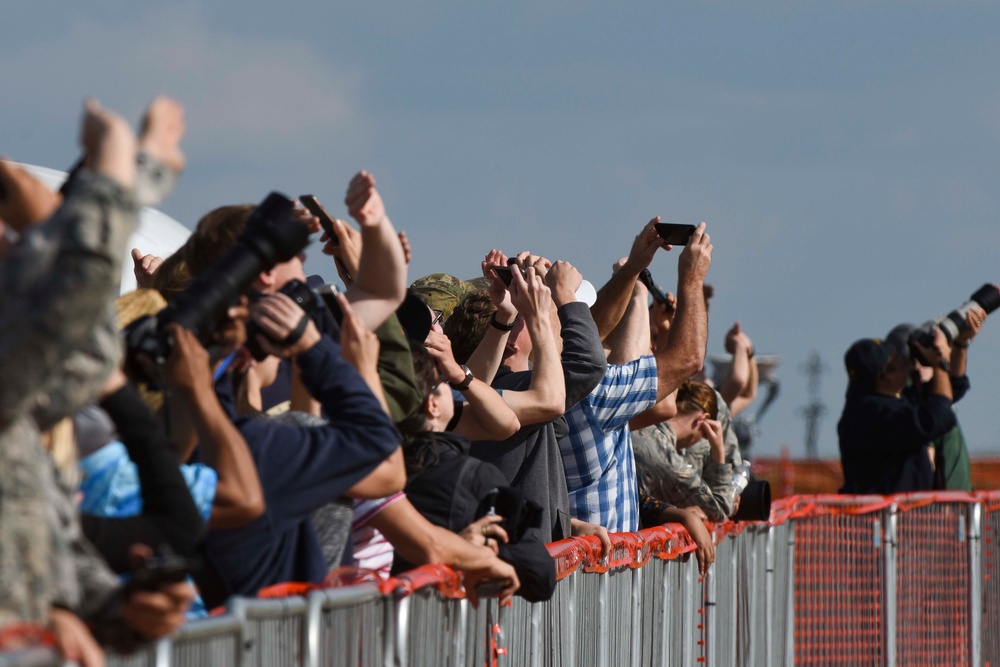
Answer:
[{"left": 7, "top": 491, "right": 999, "bottom": 666}]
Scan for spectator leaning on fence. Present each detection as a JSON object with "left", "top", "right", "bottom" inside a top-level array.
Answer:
[{"left": 631, "top": 380, "right": 743, "bottom": 522}]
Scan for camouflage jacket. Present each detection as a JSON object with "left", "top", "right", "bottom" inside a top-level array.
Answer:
[
  {"left": 0, "top": 169, "right": 138, "bottom": 628},
  {"left": 631, "top": 393, "right": 743, "bottom": 522}
]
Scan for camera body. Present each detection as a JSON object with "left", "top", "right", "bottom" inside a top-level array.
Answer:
[
  {"left": 908, "top": 283, "right": 1000, "bottom": 364},
  {"left": 125, "top": 192, "right": 310, "bottom": 382},
  {"left": 245, "top": 278, "right": 325, "bottom": 361}
]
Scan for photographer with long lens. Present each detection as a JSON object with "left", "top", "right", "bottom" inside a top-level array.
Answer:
[
  {"left": 838, "top": 285, "right": 998, "bottom": 495},
  {"left": 883, "top": 309, "right": 988, "bottom": 491}
]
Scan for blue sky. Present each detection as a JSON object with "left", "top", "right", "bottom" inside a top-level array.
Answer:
[{"left": 3, "top": 2, "right": 999, "bottom": 458}]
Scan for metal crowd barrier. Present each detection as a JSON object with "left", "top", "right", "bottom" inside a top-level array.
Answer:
[{"left": 4, "top": 491, "right": 999, "bottom": 666}]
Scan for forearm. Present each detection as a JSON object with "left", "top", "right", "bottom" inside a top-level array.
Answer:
[
  {"left": 374, "top": 500, "right": 497, "bottom": 571},
  {"left": 950, "top": 347, "right": 968, "bottom": 379},
  {"left": 465, "top": 326, "right": 511, "bottom": 384},
  {"left": 454, "top": 380, "right": 521, "bottom": 441},
  {"left": 656, "top": 281, "right": 707, "bottom": 399},
  {"left": 590, "top": 263, "right": 643, "bottom": 341},
  {"left": 0, "top": 171, "right": 138, "bottom": 424},
  {"left": 99, "top": 386, "right": 205, "bottom": 555},
  {"left": 928, "top": 367, "right": 953, "bottom": 401},
  {"left": 719, "top": 347, "right": 750, "bottom": 407},
  {"left": 605, "top": 290, "right": 652, "bottom": 365},
  {"left": 504, "top": 318, "right": 565, "bottom": 425},
  {"left": 344, "top": 217, "right": 406, "bottom": 329},
  {"left": 178, "top": 384, "right": 264, "bottom": 527}
]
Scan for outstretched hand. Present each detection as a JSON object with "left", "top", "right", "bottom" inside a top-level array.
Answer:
[
  {"left": 508, "top": 266, "right": 552, "bottom": 325},
  {"left": 482, "top": 249, "right": 516, "bottom": 319},
  {"left": 131, "top": 248, "right": 163, "bottom": 288},
  {"left": 138, "top": 96, "right": 186, "bottom": 174},
  {"left": 625, "top": 216, "right": 670, "bottom": 272},
  {"left": 345, "top": 170, "right": 387, "bottom": 228},
  {"left": 677, "top": 221, "right": 712, "bottom": 288},
  {"left": 80, "top": 98, "right": 136, "bottom": 189}
]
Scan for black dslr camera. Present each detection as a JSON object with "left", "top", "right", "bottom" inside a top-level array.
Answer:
[
  {"left": 908, "top": 283, "right": 1000, "bottom": 365},
  {"left": 125, "top": 192, "right": 310, "bottom": 383},
  {"left": 244, "top": 278, "right": 326, "bottom": 361}
]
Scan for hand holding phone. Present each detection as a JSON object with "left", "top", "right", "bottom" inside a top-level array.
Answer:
[
  {"left": 654, "top": 223, "right": 697, "bottom": 246},
  {"left": 299, "top": 195, "right": 339, "bottom": 247},
  {"left": 491, "top": 265, "right": 526, "bottom": 288}
]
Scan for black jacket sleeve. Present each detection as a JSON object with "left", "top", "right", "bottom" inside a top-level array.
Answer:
[{"left": 81, "top": 385, "right": 205, "bottom": 572}]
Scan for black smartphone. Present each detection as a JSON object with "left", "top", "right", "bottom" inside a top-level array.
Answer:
[
  {"left": 654, "top": 223, "right": 697, "bottom": 246},
  {"left": 638, "top": 269, "right": 674, "bottom": 311},
  {"left": 127, "top": 554, "right": 198, "bottom": 593},
  {"left": 491, "top": 265, "right": 525, "bottom": 287},
  {"left": 299, "top": 195, "right": 338, "bottom": 246}
]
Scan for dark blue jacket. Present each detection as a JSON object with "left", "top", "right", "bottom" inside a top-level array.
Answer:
[
  {"left": 201, "top": 336, "right": 399, "bottom": 607},
  {"left": 838, "top": 379, "right": 959, "bottom": 494}
]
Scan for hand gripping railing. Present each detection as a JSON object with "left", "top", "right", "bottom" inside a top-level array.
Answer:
[{"left": 4, "top": 491, "right": 999, "bottom": 667}]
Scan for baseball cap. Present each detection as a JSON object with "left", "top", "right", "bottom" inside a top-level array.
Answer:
[{"left": 844, "top": 338, "right": 891, "bottom": 389}]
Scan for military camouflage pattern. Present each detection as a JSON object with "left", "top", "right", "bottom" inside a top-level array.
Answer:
[
  {"left": 0, "top": 169, "right": 139, "bottom": 626},
  {"left": 409, "top": 273, "right": 478, "bottom": 320},
  {"left": 631, "top": 392, "right": 743, "bottom": 522}
]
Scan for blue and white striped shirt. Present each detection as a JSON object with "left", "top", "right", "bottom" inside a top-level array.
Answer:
[{"left": 559, "top": 356, "right": 658, "bottom": 533}]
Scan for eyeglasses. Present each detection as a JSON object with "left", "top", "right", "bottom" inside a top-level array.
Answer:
[{"left": 431, "top": 310, "right": 444, "bottom": 327}]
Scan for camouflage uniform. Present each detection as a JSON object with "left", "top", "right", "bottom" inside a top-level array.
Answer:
[
  {"left": 409, "top": 273, "right": 479, "bottom": 321},
  {"left": 631, "top": 392, "right": 743, "bottom": 522},
  {"left": 0, "top": 169, "right": 138, "bottom": 629}
]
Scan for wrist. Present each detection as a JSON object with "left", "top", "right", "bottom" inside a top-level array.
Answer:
[
  {"left": 954, "top": 340, "right": 970, "bottom": 349},
  {"left": 490, "top": 311, "right": 516, "bottom": 331}
]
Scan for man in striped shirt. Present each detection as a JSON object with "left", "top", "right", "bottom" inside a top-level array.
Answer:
[{"left": 559, "top": 218, "right": 713, "bottom": 532}]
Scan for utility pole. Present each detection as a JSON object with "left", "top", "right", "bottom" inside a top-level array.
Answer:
[{"left": 798, "top": 351, "right": 825, "bottom": 459}]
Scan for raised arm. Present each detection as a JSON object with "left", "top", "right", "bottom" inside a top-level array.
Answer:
[
  {"left": 497, "top": 267, "right": 566, "bottom": 425},
  {"left": 0, "top": 100, "right": 139, "bottom": 427},
  {"left": 604, "top": 265, "right": 653, "bottom": 365},
  {"left": 425, "top": 330, "right": 520, "bottom": 440},
  {"left": 655, "top": 222, "right": 712, "bottom": 399},
  {"left": 320, "top": 171, "right": 407, "bottom": 330},
  {"left": 589, "top": 216, "right": 668, "bottom": 341},
  {"left": 719, "top": 323, "right": 758, "bottom": 417},
  {"left": 464, "top": 249, "right": 519, "bottom": 383},
  {"left": 163, "top": 324, "right": 265, "bottom": 529}
]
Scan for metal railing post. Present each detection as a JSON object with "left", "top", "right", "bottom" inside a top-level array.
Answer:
[
  {"left": 703, "top": 550, "right": 717, "bottom": 667},
  {"left": 394, "top": 589, "right": 411, "bottom": 667},
  {"left": 630, "top": 567, "right": 643, "bottom": 667},
  {"left": 785, "top": 521, "right": 796, "bottom": 667},
  {"left": 883, "top": 504, "right": 898, "bottom": 667},
  {"left": 596, "top": 571, "right": 608, "bottom": 667},
  {"left": 765, "top": 527, "right": 775, "bottom": 667},
  {"left": 681, "top": 558, "right": 695, "bottom": 665},
  {"left": 969, "top": 502, "right": 983, "bottom": 667},
  {"left": 453, "top": 598, "right": 469, "bottom": 667}
]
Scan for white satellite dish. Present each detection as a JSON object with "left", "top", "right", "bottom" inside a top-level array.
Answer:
[{"left": 11, "top": 162, "right": 191, "bottom": 294}]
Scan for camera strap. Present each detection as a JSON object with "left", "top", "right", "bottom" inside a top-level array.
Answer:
[{"left": 282, "top": 314, "right": 310, "bottom": 346}]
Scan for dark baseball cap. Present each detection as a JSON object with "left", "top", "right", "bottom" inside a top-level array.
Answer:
[
  {"left": 885, "top": 323, "right": 916, "bottom": 362},
  {"left": 844, "top": 338, "right": 891, "bottom": 389}
]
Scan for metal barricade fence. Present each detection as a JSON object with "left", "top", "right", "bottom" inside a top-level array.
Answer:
[{"left": 7, "top": 491, "right": 1000, "bottom": 667}]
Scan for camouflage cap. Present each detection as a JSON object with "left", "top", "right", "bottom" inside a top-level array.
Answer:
[{"left": 409, "top": 273, "right": 479, "bottom": 320}]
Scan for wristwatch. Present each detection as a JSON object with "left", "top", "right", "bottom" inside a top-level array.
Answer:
[{"left": 448, "top": 365, "right": 475, "bottom": 391}]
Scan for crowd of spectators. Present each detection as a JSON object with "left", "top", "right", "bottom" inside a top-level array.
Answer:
[{"left": 0, "top": 95, "right": 766, "bottom": 665}]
